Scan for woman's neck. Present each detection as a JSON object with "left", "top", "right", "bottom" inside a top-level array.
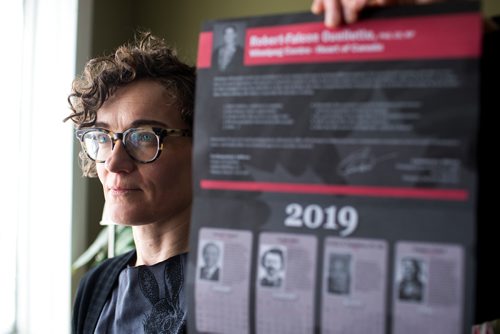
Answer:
[{"left": 131, "top": 206, "right": 191, "bottom": 266}]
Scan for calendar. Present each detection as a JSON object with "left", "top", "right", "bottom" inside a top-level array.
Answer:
[{"left": 187, "top": 2, "right": 481, "bottom": 333}]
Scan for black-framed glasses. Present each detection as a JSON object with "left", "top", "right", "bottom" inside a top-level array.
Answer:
[{"left": 75, "top": 127, "right": 192, "bottom": 163}]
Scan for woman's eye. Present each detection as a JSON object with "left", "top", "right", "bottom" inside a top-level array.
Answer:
[
  {"left": 132, "top": 132, "right": 155, "bottom": 143},
  {"left": 96, "top": 134, "right": 109, "bottom": 144}
]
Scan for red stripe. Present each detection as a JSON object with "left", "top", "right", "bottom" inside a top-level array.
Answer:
[
  {"left": 200, "top": 180, "right": 468, "bottom": 201},
  {"left": 244, "top": 13, "right": 481, "bottom": 65},
  {"left": 197, "top": 32, "right": 213, "bottom": 68}
]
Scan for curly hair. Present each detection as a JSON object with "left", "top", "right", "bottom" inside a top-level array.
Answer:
[{"left": 65, "top": 31, "right": 196, "bottom": 177}]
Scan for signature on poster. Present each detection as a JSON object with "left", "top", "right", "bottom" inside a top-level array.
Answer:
[{"left": 337, "top": 147, "right": 396, "bottom": 177}]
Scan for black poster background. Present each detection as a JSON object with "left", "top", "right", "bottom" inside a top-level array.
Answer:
[{"left": 187, "top": 2, "right": 481, "bottom": 333}]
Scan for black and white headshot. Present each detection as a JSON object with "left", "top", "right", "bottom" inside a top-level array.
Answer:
[
  {"left": 259, "top": 247, "right": 285, "bottom": 288},
  {"left": 212, "top": 23, "right": 245, "bottom": 72},
  {"left": 327, "top": 253, "right": 351, "bottom": 295},
  {"left": 199, "top": 241, "right": 222, "bottom": 281},
  {"left": 397, "top": 257, "right": 425, "bottom": 302}
]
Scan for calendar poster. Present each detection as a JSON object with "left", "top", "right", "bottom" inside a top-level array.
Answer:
[{"left": 187, "top": 2, "right": 481, "bottom": 333}]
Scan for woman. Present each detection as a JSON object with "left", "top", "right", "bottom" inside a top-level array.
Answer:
[
  {"left": 67, "top": 1, "right": 461, "bottom": 333},
  {"left": 67, "top": 32, "right": 195, "bottom": 333}
]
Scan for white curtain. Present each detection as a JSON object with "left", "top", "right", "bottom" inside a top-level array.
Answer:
[{"left": 0, "top": 0, "right": 77, "bottom": 332}]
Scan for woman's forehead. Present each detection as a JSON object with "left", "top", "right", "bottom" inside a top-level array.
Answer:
[{"left": 96, "top": 80, "right": 183, "bottom": 128}]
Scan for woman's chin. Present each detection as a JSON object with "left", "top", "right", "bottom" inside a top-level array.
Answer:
[{"left": 107, "top": 206, "right": 149, "bottom": 226}]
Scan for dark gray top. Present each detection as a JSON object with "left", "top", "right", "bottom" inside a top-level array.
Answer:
[{"left": 95, "top": 253, "right": 187, "bottom": 334}]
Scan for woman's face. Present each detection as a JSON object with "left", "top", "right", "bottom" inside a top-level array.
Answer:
[{"left": 95, "top": 80, "right": 192, "bottom": 226}]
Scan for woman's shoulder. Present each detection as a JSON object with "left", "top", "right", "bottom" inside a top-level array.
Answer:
[{"left": 80, "top": 250, "right": 136, "bottom": 287}]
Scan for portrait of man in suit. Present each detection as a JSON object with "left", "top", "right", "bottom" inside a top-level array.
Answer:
[
  {"left": 259, "top": 247, "right": 285, "bottom": 288},
  {"left": 199, "top": 242, "right": 221, "bottom": 281}
]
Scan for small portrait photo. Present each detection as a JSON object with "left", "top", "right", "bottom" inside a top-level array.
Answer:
[
  {"left": 198, "top": 240, "right": 223, "bottom": 282},
  {"left": 258, "top": 246, "right": 286, "bottom": 289},
  {"left": 397, "top": 257, "right": 426, "bottom": 302},
  {"left": 327, "top": 253, "right": 352, "bottom": 295},
  {"left": 212, "top": 22, "right": 245, "bottom": 72}
]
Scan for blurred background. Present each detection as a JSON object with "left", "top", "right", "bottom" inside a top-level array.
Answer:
[{"left": 1, "top": 0, "right": 498, "bottom": 332}]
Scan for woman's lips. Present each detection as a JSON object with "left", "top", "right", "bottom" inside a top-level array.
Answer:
[{"left": 108, "top": 186, "right": 140, "bottom": 195}]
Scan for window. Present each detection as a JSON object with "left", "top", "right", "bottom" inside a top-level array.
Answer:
[{"left": 0, "top": 0, "right": 77, "bottom": 332}]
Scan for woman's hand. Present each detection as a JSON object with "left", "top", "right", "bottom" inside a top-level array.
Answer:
[{"left": 311, "top": 0, "right": 440, "bottom": 27}]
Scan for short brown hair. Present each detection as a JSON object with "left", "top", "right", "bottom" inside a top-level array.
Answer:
[{"left": 65, "top": 32, "right": 196, "bottom": 177}]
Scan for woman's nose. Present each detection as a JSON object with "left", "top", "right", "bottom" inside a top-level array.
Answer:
[{"left": 104, "top": 140, "right": 136, "bottom": 173}]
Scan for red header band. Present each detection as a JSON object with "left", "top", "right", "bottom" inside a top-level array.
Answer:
[
  {"left": 244, "top": 13, "right": 481, "bottom": 65},
  {"left": 197, "top": 13, "right": 481, "bottom": 68}
]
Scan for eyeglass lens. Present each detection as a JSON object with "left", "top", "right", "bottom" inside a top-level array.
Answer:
[{"left": 82, "top": 129, "right": 159, "bottom": 162}]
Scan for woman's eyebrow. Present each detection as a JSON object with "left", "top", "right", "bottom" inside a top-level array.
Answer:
[
  {"left": 92, "top": 119, "right": 168, "bottom": 129},
  {"left": 131, "top": 119, "right": 168, "bottom": 128},
  {"left": 93, "top": 121, "right": 109, "bottom": 128}
]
